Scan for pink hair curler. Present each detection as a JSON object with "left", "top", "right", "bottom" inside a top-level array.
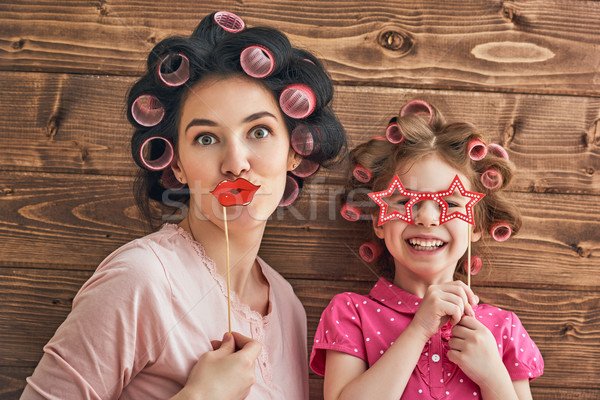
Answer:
[
  {"left": 290, "top": 158, "right": 319, "bottom": 178},
  {"left": 400, "top": 100, "right": 434, "bottom": 125},
  {"left": 131, "top": 94, "right": 165, "bottom": 127},
  {"left": 488, "top": 143, "right": 509, "bottom": 160},
  {"left": 278, "top": 175, "right": 300, "bottom": 207},
  {"left": 291, "top": 124, "right": 319, "bottom": 156},
  {"left": 385, "top": 122, "right": 404, "bottom": 144},
  {"left": 240, "top": 45, "right": 275, "bottom": 78},
  {"left": 214, "top": 11, "right": 245, "bottom": 33},
  {"left": 279, "top": 84, "right": 316, "bottom": 119},
  {"left": 139, "top": 136, "right": 174, "bottom": 171},
  {"left": 480, "top": 168, "right": 503, "bottom": 190},
  {"left": 340, "top": 204, "right": 361, "bottom": 222},
  {"left": 353, "top": 164, "right": 372, "bottom": 183},
  {"left": 463, "top": 255, "right": 482, "bottom": 275},
  {"left": 158, "top": 53, "right": 190, "bottom": 87},
  {"left": 359, "top": 241, "right": 382, "bottom": 263},
  {"left": 468, "top": 139, "right": 488, "bottom": 161},
  {"left": 490, "top": 222, "right": 512, "bottom": 242},
  {"left": 160, "top": 168, "right": 185, "bottom": 190}
]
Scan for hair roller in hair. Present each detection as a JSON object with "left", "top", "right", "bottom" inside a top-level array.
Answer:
[
  {"left": 240, "top": 45, "right": 275, "bottom": 78},
  {"left": 291, "top": 125, "right": 320, "bottom": 157},
  {"left": 353, "top": 164, "right": 372, "bottom": 183},
  {"left": 139, "top": 136, "right": 174, "bottom": 171},
  {"left": 385, "top": 122, "right": 404, "bottom": 144},
  {"left": 359, "top": 241, "right": 382, "bottom": 263},
  {"left": 463, "top": 255, "right": 482, "bottom": 275},
  {"left": 290, "top": 158, "right": 319, "bottom": 178},
  {"left": 468, "top": 139, "right": 488, "bottom": 161},
  {"left": 213, "top": 11, "right": 245, "bottom": 33},
  {"left": 158, "top": 53, "right": 190, "bottom": 87},
  {"left": 400, "top": 100, "right": 434, "bottom": 125},
  {"left": 490, "top": 222, "right": 512, "bottom": 242},
  {"left": 278, "top": 174, "right": 300, "bottom": 207},
  {"left": 480, "top": 168, "right": 503, "bottom": 190},
  {"left": 161, "top": 168, "right": 185, "bottom": 190},
  {"left": 131, "top": 95, "right": 165, "bottom": 127},
  {"left": 487, "top": 143, "right": 509, "bottom": 160},
  {"left": 340, "top": 204, "right": 361, "bottom": 222},
  {"left": 279, "top": 84, "right": 316, "bottom": 119}
]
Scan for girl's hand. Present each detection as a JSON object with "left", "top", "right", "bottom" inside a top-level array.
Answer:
[
  {"left": 411, "top": 281, "right": 479, "bottom": 340},
  {"left": 171, "top": 332, "right": 262, "bottom": 400},
  {"left": 448, "top": 316, "right": 514, "bottom": 396}
]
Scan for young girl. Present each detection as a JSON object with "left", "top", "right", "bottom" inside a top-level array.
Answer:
[
  {"left": 22, "top": 11, "right": 345, "bottom": 400},
  {"left": 310, "top": 100, "right": 543, "bottom": 400}
]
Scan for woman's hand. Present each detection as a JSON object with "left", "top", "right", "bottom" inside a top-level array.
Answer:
[
  {"left": 448, "top": 316, "right": 519, "bottom": 399},
  {"left": 171, "top": 332, "right": 262, "bottom": 400},
  {"left": 410, "top": 281, "right": 479, "bottom": 341}
]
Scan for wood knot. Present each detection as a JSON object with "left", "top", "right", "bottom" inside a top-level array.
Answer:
[
  {"left": 147, "top": 35, "right": 158, "bottom": 45},
  {"left": 585, "top": 167, "right": 595, "bottom": 176},
  {"left": 377, "top": 29, "right": 414, "bottom": 56},
  {"left": 584, "top": 119, "right": 600, "bottom": 147},
  {"left": 576, "top": 245, "right": 591, "bottom": 258},
  {"left": 97, "top": 0, "right": 109, "bottom": 17},
  {"left": 503, "top": 123, "right": 516, "bottom": 147},
  {"left": 12, "top": 39, "right": 25, "bottom": 50},
  {"left": 560, "top": 323, "right": 576, "bottom": 336},
  {"left": 46, "top": 116, "right": 60, "bottom": 140},
  {"left": 501, "top": 2, "right": 521, "bottom": 24},
  {"left": 1, "top": 187, "right": 14, "bottom": 196}
]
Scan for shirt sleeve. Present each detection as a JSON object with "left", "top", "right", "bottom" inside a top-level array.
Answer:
[
  {"left": 309, "top": 293, "right": 367, "bottom": 376},
  {"left": 21, "top": 243, "right": 173, "bottom": 400},
  {"left": 501, "top": 312, "right": 544, "bottom": 381}
]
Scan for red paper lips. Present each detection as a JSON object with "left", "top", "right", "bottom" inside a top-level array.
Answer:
[{"left": 211, "top": 178, "right": 260, "bottom": 207}]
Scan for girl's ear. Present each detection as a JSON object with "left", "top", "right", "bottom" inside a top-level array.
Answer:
[
  {"left": 287, "top": 149, "right": 302, "bottom": 172},
  {"left": 373, "top": 215, "right": 385, "bottom": 239},
  {"left": 471, "top": 227, "right": 482, "bottom": 243}
]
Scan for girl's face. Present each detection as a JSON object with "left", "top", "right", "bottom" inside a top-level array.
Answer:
[
  {"left": 172, "top": 75, "right": 297, "bottom": 229},
  {"left": 373, "top": 153, "right": 481, "bottom": 288}
]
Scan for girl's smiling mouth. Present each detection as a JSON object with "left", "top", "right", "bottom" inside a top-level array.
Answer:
[{"left": 406, "top": 237, "right": 447, "bottom": 251}]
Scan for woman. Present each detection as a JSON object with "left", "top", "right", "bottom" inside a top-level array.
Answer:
[{"left": 22, "top": 11, "right": 346, "bottom": 400}]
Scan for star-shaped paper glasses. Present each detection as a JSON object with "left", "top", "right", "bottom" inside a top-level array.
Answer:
[{"left": 368, "top": 175, "right": 485, "bottom": 226}]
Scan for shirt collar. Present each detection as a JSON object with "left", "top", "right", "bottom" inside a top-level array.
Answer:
[{"left": 369, "top": 277, "right": 422, "bottom": 314}]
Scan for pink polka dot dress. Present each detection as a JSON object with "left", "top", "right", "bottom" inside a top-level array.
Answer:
[{"left": 310, "top": 278, "right": 543, "bottom": 399}]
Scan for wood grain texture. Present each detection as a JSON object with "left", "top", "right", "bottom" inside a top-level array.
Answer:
[
  {"left": 1, "top": 273, "right": 598, "bottom": 394},
  {"left": 1, "top": 72, "right": 599, "bottom": 193},
  {"left": 1, "top": 1, "right": 600, "bottom": 95},
  {"left": 1, "top": 171, "right": 598, "bottom": 289}
]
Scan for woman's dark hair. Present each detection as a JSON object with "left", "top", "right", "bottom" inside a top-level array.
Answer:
[{"left": 126, "top": 12, "right": 347, "bottom": 228}]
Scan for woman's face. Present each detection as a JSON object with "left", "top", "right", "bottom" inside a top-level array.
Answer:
[{"left": 172, "top": 75, "right": 297, "bottom": 229}]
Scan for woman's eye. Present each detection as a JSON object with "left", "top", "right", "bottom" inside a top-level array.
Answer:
[
  {"left": 196, "top": 134, "right": 216, "bottom": 146},
  {"left": 250, "top": 126, "right": 270, "bottom": 139},
  {"left": 446, "top": 201, "right": 459, "bottom": 208}
]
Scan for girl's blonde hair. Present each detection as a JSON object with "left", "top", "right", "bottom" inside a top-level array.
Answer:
[{"left": 343, "top": 101, "right": 521, "bottom": 277}]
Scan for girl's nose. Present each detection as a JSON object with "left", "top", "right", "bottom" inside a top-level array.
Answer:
[
  {"left": 221, "top": 138, "right": 251, "bottom": 177},
  {"left": 412, "top": 200, "right": 440, "bottom": 227}
]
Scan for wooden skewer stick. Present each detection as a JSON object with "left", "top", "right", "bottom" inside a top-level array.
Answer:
[
  {"left": 223, "top": 205, "right": 231, "bottom": 333},
  {"left": 467, "top": 228, "right": 472, "bottom": 288}
]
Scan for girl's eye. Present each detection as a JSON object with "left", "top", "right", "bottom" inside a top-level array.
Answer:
[
  {"left": 250, "top": 126, "right": 270, "bottom": 139},
  {"left": 446, "top": 201, "right": 460, "bottom": 208},
  {"left": 196, "top": 134, "right": 216, "bottom": 146}
]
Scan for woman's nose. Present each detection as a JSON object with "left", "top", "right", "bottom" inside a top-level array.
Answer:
[
  {"left": 412, "top": 200, "right": 440, "bottom": 227},
  {"left": 220, "top": 137, "right": 251, "bottom": 177}
]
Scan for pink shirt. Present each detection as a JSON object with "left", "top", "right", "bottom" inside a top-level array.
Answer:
[
  {"left": 23, "top": 224, "right": 308, "bottom": 400},
  {"left": 310, "top": 278, "right": 543, "bottom": 399}
]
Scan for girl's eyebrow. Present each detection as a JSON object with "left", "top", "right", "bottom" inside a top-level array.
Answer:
[{"left": 184, "top": 111, "right": 277, "bottom": 133}]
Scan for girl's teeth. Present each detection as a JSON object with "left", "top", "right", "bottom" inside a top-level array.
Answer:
[{"left": 408, "top": 238, "right": 444, "bottom": 248}]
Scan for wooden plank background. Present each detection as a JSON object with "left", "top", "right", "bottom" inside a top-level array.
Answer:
[{"left": 1, "top": 0, "right": 599, "bottom": 399}]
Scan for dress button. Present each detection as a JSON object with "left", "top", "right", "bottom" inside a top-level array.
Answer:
[{"left": 432, "top": 354, "right": 440, "bottom": 362}]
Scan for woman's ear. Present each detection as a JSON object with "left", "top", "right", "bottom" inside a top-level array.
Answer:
[
  {"left": 170, "top": 154, "right": 187, "bottom": 184},
  {"left": 287, "top": 150, "right": 302, "bottom": 172}
]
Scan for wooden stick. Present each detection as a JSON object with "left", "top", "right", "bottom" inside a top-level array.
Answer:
[
  {"left": 223, "top": 205, "right": 231, "bottom": 333},
  {"left": 467, "top": 227, "right": 472, "bottom": 288}
]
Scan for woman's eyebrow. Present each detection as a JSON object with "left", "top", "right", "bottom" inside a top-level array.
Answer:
[
  {"left": 185, "top": 118, "right": 218, "bottom": 132},
  {"left": 242, "top": 111, "right": 277, "bottom": 123}
]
